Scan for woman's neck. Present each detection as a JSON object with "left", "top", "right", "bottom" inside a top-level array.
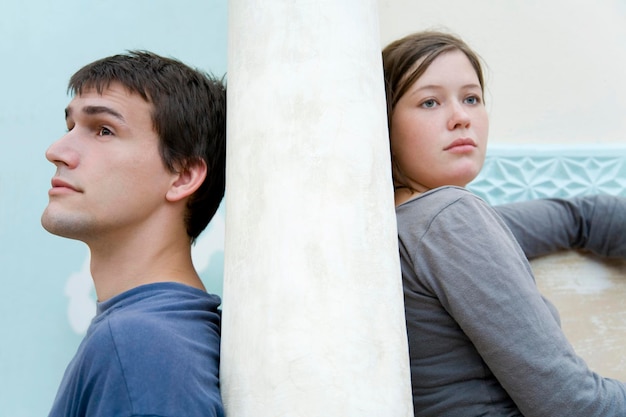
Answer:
[{"left": 394, "top": 186, "right": 423, "bottom": 206}]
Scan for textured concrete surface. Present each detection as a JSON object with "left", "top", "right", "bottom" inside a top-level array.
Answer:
[
  {"left": 221, "top": 2, "right": 413, "bottom": 416},
  {"left": 532, "top": 252, "right": 626, "bottom": 380}
]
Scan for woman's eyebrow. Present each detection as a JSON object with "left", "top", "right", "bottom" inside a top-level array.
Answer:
[{"left": 413, "top": 83, "right": 481, "bottom": 92}]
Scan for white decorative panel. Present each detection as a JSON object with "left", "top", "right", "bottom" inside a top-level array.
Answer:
[{"left": 469, "top": 145, "right": 626, "bottom": 205}]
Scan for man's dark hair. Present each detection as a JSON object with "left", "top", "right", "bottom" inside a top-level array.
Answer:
[{"left": 68, "top": 51, "right": 226, "bottom": 242}]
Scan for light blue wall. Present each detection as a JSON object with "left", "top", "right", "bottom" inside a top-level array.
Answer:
[
  {"left": 0, "top": 1, "right": 227, "bottom": 415},
  {"left": 5, "top": 2, "right": 623, "bottom": 416}
]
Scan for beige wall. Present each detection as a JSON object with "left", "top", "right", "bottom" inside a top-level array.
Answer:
[
  {"left": 378, "top": 1, "right": 626, "bottom": 380},
  {"left": 378, "top": 0, "right": 626, "bottom": 146}
]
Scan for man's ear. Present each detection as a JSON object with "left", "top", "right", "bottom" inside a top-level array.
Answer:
[{"left": 165, "top": 159, "right": 207, "bottom": 202}]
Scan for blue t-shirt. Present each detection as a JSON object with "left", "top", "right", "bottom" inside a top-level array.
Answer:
[{"left": 48, "top": 282, "right": 224, "bottom": 417}]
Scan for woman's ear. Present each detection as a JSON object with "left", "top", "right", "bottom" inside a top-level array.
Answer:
[{"left": 166, "top": 159, "right": 208, "bottom": 202}]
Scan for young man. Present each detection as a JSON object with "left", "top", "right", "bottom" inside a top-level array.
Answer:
[{"left": 42, "top": 51, "right": 226, "bottom": 417}]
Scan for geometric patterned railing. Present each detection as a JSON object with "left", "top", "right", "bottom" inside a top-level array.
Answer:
[{"left": 468, "top": 145, "right": 626, "bottom": 205}]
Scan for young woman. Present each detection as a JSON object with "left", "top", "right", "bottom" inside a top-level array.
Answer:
[{"left": 383, "top": 30, "right": 626, "bottom": 416}]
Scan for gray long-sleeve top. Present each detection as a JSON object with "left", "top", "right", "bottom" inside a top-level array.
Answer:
[
  {"left": 396, "top": 187, "right": 626, "bottom": 417},
  {"left": 496, "top": 193, "right": 626, "bottom": 260}
]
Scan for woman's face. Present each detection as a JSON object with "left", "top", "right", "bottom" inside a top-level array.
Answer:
[{"left": 390, "top": 49, "right": 488, "bottom": 192}]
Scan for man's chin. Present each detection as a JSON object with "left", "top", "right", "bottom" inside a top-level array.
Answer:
[{"left": 41, "top": 209, "right": 86, "bottom": 240}]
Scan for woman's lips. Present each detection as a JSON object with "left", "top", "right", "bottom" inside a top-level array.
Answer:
[{"left": 444, "top": 138, "right": 477, "bottom": 152}]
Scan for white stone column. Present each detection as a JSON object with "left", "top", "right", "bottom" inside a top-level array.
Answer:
[{"left": 221, "top": 1, "right": 413, "bottom": 416}]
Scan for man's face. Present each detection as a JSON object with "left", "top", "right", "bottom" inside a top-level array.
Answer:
[{"left": 41, "top": 82, "right": 177, "bottom": 244}]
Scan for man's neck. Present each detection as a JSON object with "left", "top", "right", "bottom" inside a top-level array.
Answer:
[{"left": 87, "top": 229, "right": 205, "bottom": 302}]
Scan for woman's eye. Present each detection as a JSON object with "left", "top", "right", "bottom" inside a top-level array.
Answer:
[
  {"left": 464, "top": 96, "right": 480, "bottom": 105},
  {"left": 98, "top": 127, "right": 113, "bottom": 136},
  {"left": 421, "top": 99, "right": 437, "bottom": 108}
]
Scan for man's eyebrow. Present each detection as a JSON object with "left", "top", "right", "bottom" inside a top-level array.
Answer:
[{"left": 64, "top": 105, "right": 126, "bottom": 123}]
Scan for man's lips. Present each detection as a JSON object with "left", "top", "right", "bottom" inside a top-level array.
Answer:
[
  {"left": 49, "top": 178, "right": 80, "bottom": 194},
  {"left": 444, "top": 138, "right": 477, "bottom": 151}
]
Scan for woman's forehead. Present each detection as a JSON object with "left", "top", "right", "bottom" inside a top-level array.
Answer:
[{"left": 404, "top": 50, "right": 481, "bottom": 92}]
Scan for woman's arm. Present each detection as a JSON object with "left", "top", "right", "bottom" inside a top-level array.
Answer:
[
  {"left": 494, "top": 195, "right": 626, "bottom": 259},
  {"left": 408, "top": 191, "right": 626, "bottom": 416}
]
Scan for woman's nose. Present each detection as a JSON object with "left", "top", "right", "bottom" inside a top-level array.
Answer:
[{"left": 447, "top": 102, "right": 471, "bottom": 130}]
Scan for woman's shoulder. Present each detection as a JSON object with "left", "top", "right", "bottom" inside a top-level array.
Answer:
[
  {"left": 396, "top": 186, "right": 501, "bottom": 245},
  {"left": 397, "top": 186, "right": 487, "bottom": 217}
]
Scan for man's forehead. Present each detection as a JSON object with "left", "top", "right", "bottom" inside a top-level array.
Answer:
[
  {"left": 66, "top": 82, "right": 152, "bottom": 118},
  {"left": 73, "top": 81, "right": 137, "bottom": 99}
]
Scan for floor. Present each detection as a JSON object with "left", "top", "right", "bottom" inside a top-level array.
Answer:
[{"left": 532, "top": 251, "right": 626, "bottom": 380}]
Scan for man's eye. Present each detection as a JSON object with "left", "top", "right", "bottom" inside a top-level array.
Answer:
[{"left": 98, "top": 127, "right": 113, "bottom": 136}]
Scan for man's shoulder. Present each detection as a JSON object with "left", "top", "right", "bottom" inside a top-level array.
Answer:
[
  {"left": 104, "top": 284, "right": 221, "bottom": 355},
  {"left": 83, "top": 284, "right": 224, "bottom": 417}
]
